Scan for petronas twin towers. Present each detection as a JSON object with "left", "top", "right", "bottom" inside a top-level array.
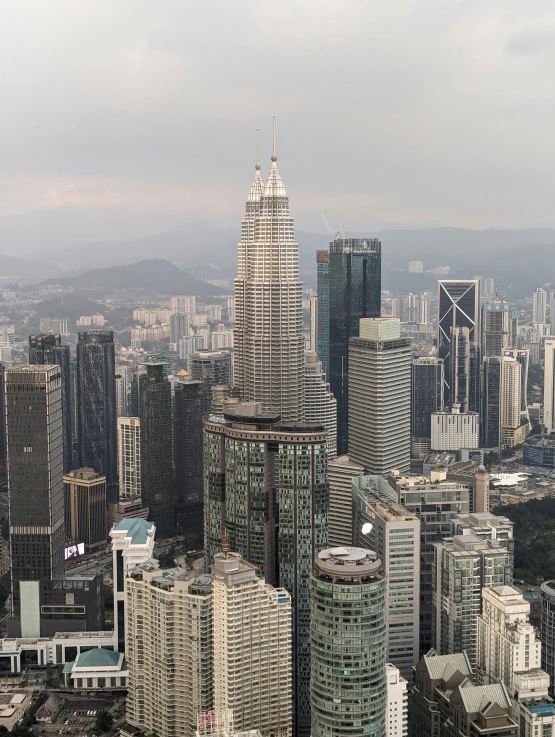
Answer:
[{"left": 233, "top": 126, "right": 305, "bottom": 422}]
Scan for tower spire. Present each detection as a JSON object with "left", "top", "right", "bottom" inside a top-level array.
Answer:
[
  {"left": 247, "top": 128, "right": 263, "bottom": 202},
  {"left": 272, "top": 116, "right": 277, "bottom": 163},
  {"left": 256, "top": 128, "right": 261, "bottom": 171}
]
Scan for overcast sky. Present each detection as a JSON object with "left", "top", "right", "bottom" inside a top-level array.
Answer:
[{"left": 1, "top": 0, "right": 555, "bottom": 232}]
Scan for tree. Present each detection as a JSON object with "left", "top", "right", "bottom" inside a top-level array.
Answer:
[{"left": 95, "top": 709, "right": 113, "bottom": 733}]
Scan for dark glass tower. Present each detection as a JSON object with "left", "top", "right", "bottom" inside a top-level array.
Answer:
[
  {"left": 482, "top": 356, "right": 502, "bottom": 449},
  {"left": 139, "top": 363, "right": 173, "bottom": 534},
  {"left": 6, "top": 365, "right": 65, "bottom": 613},
  {"left": 189, "top": 350, "right": 232, "bottom": 386},
  {"left": 411, "top": 357, "right": 444, "bottom": 457},
  {"left": 437, "top": 280, "right": 480, "bottom": 408},
  {"left": 328, "top": 238, "right": 381, "bottom": 455},
  {"left": 29, "top": 333, "right": 72, "bottom": 473},
  {"left": 316, "top": 250, "right": 330, "bottom": 378},
  {"left": 77, "top": 331, "right": 117, "bottom": 500}
]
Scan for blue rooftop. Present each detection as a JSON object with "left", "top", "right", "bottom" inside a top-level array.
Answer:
[{"left": 112, "top": 518, "right": 153, "bottom": 545}]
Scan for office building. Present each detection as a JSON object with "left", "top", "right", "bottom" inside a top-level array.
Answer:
[
  {"left": 544, "top": 340, "right": 555, "bottom": 434},
  {"left": 29, "top": 334, "right": 72, "bottom": 473},
  {"left": 328, "top": 455, "right": 365, "bottom": 546},
  {"left": 482, "top": 355, "right": 524, "bottom": 451},
  {"left": 431, "top": 535, "right": 512, "bottom": 666},
  {"left": 189, "top": 350, "right": 232, "bottom": 386},
  {"left": 450, "top": 511, "right": 513, "bottom": 553},
  {"left": 115, "top": 367, "right": 129, "bottom": 417},
  {"left": 233, "top": 135, "right": 304, "bottom": 422},
  {"left": 6, "top": 365, "right": 65, "bottom": 613},
  {"left": 437, "top": 280, "right": 480, "bottom": 408},
  {"left": 481, "top": 302, "right": 518, "bottom": 357},
  {"left": 126, "top": 566, "right": 213, "bottom": 737},
  {"left": 40, "top": 318, "right": 69, "bottom": 335},
  {"left": 138, "top": 363, "right": 173, "bottom": 534},
  {"left": 204, "top": 403, "right": 328, "bottom": 736},
  {"left": 385, "top": 664, "right": 408, "bottom": 737},
  {"left": 303, "top": 351, "right": 337, "bottom": 458},
  {"left": 328, "top": 238, "right": 382, "bottom": 454},
  {"left": 77, "top": 331, "right": 117, "bottom": 499},
  {"left": 117, "top": 417, "right": 141, "bottom": 502},
  {"left": 409, "top": 260, "right": 423, "bottom": 273},
  {"left": 352, "top": 477, "right": 420, "bottom": 678},
  {"left": 550, "top": 292, "right": 555, "bottom": 334},
  {"left": 0, "top": 364, "right": 5, "bottom": 470},
  {"left": 387, "top": 469, "right": 470, "bottom": 654},
  {"left": 349, "top": 318, "right": 411, "bottom": 473},
  {"left": 411, "top": 357, "right": 444, "bottom": 459},
  {"left": 412, "top": 650, "right": 517, "bottom": 737},
  {"left": 170, "top": 313, "right": 189, "bottom": 345},
  {"left": 310, "top": 547, "right": 386, "bottom": 737},
  {"left": 431, "top": 405, "right": 479, "bottom": 451},
  {"left": 477, "top": 586, "right": 548, "bottom": 705},
  {"left": 418, "top": 293, "right": 430, "bottom": 324},
  {"left": 213, "top": 550, "right": 292, "bottom": 737},
  {"left": 170, "top": 295, "right": 196, "bottom": 317},
  {"left": 541, "top": 580, "right": 555, "bottom": 692},
  {"left": 503, "top": 348, "right": 530, "bottom": 421},
  {"left": 316, "top": 251, "right": 330, "bottom": 377},
  {"left": 173, "top": 378, "right": 211, "bottom": 529},
  {"left": 447, "top": 325, "right": 481, "bottom": 414},
  {"left": 534, "top": 287, "right": 548, "bottom": 325},
  {"left": 64, "top": 468, "right": 107, "bottom": 553}
]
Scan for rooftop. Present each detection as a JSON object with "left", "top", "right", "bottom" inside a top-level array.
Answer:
[
  {"left": 422, "top": 649, "right": 473, "bottom": 682},
  {"left": 111, "top": 517, "right": 154, "bottom": 545}
]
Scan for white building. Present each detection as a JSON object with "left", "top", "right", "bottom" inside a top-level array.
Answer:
[
  {"left": 385, "top": 664, "right": 408, "bottom": 737},
  {"left": 303, "top": 351, "right": 337, "bottom": 459},
  {"left": 117, "top": 418, "right": 141, "bottom": 502},
  {"left": 310, "top": 295, "right": 318, "bottom": 353},
  {"left": 328, "top": 455, "right": 365, "bottom": 546},
  {"left": 544, "top": 340, "right": 555, "bottom": 433},
  {"left": 179, "top": 335, "right": 207, "bottom": 361},
  {"left": 213, "top": 551, "right": 292, "bottom": 737},
  {"left": 171, "top": 295, "right": 196, "bottom": 317},
  {"left": 126, "top": 567, "right": 214, "bottom": 737},
  {"left": 534, "top": 287, "right": 547, "bottom": 325},
  {"left": 0, "top": 325, "right": 14, "bottom": 345},
  {"left": 408, "top": 261, "right": 423, "bottom": 273},
  {"left": 431, "top": 405, "right": 479, "bottom": 451},
  {"left": 212, "top": 329, "right": 234, "bottom": 350}
]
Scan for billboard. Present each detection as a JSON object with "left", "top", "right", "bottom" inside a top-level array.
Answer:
[{"left": 64, "top": 542, "right": 85, "bottom": 560}]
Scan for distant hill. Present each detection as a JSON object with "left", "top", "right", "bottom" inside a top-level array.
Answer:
[
  {"left": 40, "top": 259, "right": 226, "bottom": 297},
  {"left": 35, "top": 293, "right": 106, "bottom": 319},
  {"left": 0, "top": 253, "right": 65, "bottom": 282}
]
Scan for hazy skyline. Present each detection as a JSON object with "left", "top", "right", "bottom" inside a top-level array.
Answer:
[{"left": 2, "top": 0, "right": 555, "bottom": 232}]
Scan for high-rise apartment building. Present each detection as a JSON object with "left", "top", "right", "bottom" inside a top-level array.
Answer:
[
  {"left": 29, "top": 333, "right": 72, "bottom": 473},
  {"left": 481, "top": 302, "right": 518, "bottom": 357},
  {"left": 303, "top": 351, "right": 337, "bottom": 459},
  {"left": 431, "top": 405, "right": 479, "bottom": 451},
  {"left": 115, "top": 366, "right": 129, "bottom": 417},
  {"left": 309, "top": 295, "right": 318, "bottom": 353},
  {"left": 349, "top": 318, "right": 411, "bottom": 473},
  {"left": 534, "top": 287, "right": 548, "bottom": 325},
  {"left": 64, "top": 468, "right": 107, "bottom": 553},
  {"left": 411, "top": 357, "right": 444, "bottom": 459},
  {"left": 77, "top": 331, "right": 117, "bottom": 498},
  {"left": 328, "top": 455, "right": 365, "bottom": 546},
  {"left": 385, "top": 664, "right": 408, "bottom": 737},
  {"left": 138, "top": 363, "right": 173, "bottom": 534},
  {"left": 310, "top": 547, "right": 387, "bottom": 737},
  {"left": 204, "top": 403, "right": 328, "bottom": 736},
  {"left": 117, "top": 417, "right": 141, "bottom": 502},
  {"left": 327, "top": 238, "right": 382, "bottom": 454},
  {"left": 189, "top": 350, "right": 232, "bottom": 387},
  {"left": 126, "top": 566, "right": 213, "bottom": 737},
  {"left": 387, "top": 469, "right": 470, "bottom": 655},
  {"left": 482, "top": 355, "right": 523, "bottom": 451},
  {"left": 352, "top": 477, "right": 421, "bottom": 678},
  {"left": 503, "top": 348, "right": 530, "bottom": 422},
  {"left": 6, "top": 365, "right": 65, "bottom": 613},
  {"left": 170, "top": 312, "right": 189, "bottom": 345},
  {"left": 431, "top": 535, "right": 512, "bottom": 666},
  {"left": 541, "top": 580, "right": 555, "bottom": 692},
  {"left": 409, "top": 260, "right": 423, "bottom": 273},
  {"left": 544, "top": 340, "right": 555, "bottom": 434},
  {"left": 437, "top": 280, "right": 480, "bottom": 408},
  {"left": 170, "top": 295, "right": 196, "bottom": 317},
  {"left": 418, "top": 292, "right": 430, "bottom": 324},
  {"left": 213, "top": 550, "right": 292, "bottom": 737},
  {"left": 233, "top": 135, "right": 304, "bottom": 422}
]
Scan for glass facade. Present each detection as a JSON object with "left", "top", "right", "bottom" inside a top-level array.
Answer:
[
  {"left": 411, "top": 358, "right": 443, "bottom": 454},
  {"left": 138, "top": 363, "right": 174, "bottom": 534},
  {"left": 29, "top": 334, "right": 72, "bottom": 473},
  {"left": 328, "top": 239, "right": 381, "bottom": 455},
  {"left": 77, "top": 331, "right": 117, "bottom": 497},
  {"left": 310, "top": 548, "right": 387, "bottom": 737},
  {"left": 316, "top": 251, "right": 330, "bottom": 378}
]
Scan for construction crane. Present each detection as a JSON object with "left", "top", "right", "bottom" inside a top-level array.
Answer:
[
  {"left": 501, "top": 279, "right": 515, "bottom": 301},
  {"left": 320, "top": 212, "right": 340, "bottom": 242}
]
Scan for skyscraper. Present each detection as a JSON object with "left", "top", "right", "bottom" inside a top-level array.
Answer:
[
  {"left": 29, "top": 333, "right": 72, "bottom": 473},
  {"left": 117, "top": 417, "right": 141, "bottom": 502},
  {"left": 316, "top": 251, "right": 330, "bottom": 378},
  {"left": 64, "top": 468, "right": 107, "bottom": 553},
  {"left": 482, "top": 355, "right": 522, "bottom": 451},
  {"left": 534, "top": 287, "right": 547, "bottom": 325},
  {"left": 77, "top": 331, "right": 117, "bottom": 497},
  {"left": 310, "top": 547, "right": 387, "bottom": 737},
  {"left": 115, "top": 366, "right": 129, "bottom": 417},
  {"left": 169, "top": 312, "right": 189, "bottom": 345},
  {"left": 6, "top": 365, "right": 65, "bottom": 613},
  {"left": 328, "top": 238, "right": 382, "bottom": 454},
  {"left": 544, "top": 340, "right": 555, "bottom": 434},
  {"left": 204, "top": 403, "right": 328, "bottom": 736},
  {"left": 189, "top": 350, "right": 232, "bottom": 387},
  {"left": 303, "top": 351, "right": 337, "bottom": 459},
  {"left": 233, "top": 128, "right": 304, "bottom": 422},
  {"left": 138, "top": 363, "right": 173, "bottom": 534},
  {"left": 327, "top": 455, "right": 365, "bottom": 546},
  {"left": 437, "top": 280, "right": 480, "bottom": 408},
  {"left": 481, "top": 302, "right": 518, "bottom": 357},
  {"left": 348, "top": 318, "right": 411, "bottom": 474},
  {"left": 503, "top": 348, "right": 530, "bottom": 422},
  {"left": 213, "top": 550, "right": 292, "bottom": 737},
  {"left": 411, "top": 357, "right": 444, "bottom": 459}
]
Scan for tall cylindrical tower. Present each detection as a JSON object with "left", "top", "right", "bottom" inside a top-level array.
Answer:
[
  {"left": 310, "top": 547, "right": 387, "bottom": 737},
  {"left": 541, "top": 580, "right": 555, "bottom": 691}
]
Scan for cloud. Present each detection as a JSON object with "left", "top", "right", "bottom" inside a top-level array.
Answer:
[{"left": 1, "top": 0, "right": 555, "bottom": 231}]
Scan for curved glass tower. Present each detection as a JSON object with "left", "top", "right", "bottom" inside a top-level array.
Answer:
[{"left": 310, "top": 547, "right": 387, "bottom": 737}]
